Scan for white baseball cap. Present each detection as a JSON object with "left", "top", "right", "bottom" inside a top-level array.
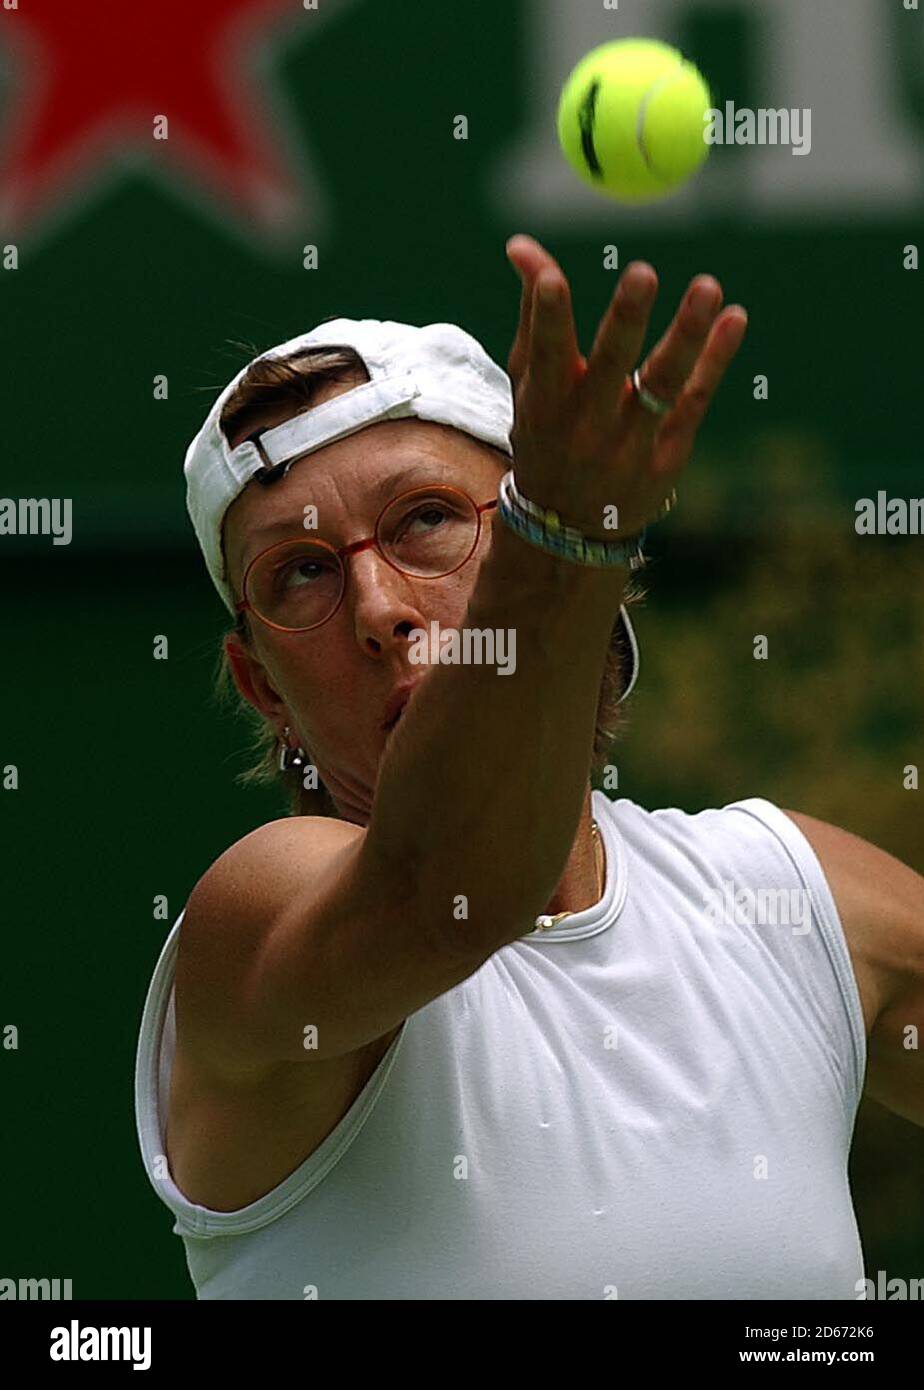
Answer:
[{"left": 183, "top": 317, "right": 639, "bottom": 700}]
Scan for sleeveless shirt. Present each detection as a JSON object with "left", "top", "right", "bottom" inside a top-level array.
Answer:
[{"left": 134, "top": 793, "right": 866, "bottom": 1299}]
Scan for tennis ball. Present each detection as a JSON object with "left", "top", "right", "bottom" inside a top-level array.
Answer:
[{"left": 557, "top": 38, "right": 712, "bottom": 203}]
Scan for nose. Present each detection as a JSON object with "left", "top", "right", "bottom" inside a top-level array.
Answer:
[{"left": 347, "top": 546, "right": 426, "bottom": 656}]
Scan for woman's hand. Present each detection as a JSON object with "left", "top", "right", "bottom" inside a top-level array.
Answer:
[{"left": 505, "top": 233, "right": 748, "bottom": 540}]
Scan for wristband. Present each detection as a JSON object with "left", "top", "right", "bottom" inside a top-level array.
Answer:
[{"left": 497, "top": 470, "right": 649, "bottom": 570}]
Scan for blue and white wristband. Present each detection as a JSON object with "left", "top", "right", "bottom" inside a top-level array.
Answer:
[{"left": 497, "top": 469, "right": 649, "bottom": 571}]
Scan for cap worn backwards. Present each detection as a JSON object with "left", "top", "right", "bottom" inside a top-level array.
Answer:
[{"left": 182, "top": 317, "right": 638, "bottom": 700}]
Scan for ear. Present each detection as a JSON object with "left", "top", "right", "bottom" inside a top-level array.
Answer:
[{"left": 223, "top": 630, "right": 289, "bottom": 724}]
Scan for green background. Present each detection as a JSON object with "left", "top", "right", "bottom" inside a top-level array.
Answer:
[{"left": 1, "top": 0, "right": 922, "bottom": 1297}]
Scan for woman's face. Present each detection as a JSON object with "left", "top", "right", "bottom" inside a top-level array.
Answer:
[{"left": 222, "top": 385, "right": 507, "bottom": 823}]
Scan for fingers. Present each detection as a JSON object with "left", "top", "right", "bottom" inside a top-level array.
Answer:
[
  {"left": 584, "top": 262, "right": 659, "bottom": 411},
  {"left": 506, "top": 233, "right": 582, "bottom": 404},
  {"left": 653, "top": 306, "right": 749, "bottom": 476},
  {"left": 505, "top": 232, "right": 551, "bottom": 278},
  {"left": 638, "top": 275, "right": 724, "bottom": 407},
  {"left": 609, "top": 273, "right": 725, "bottom": 457},
  {"left": 507, "top": 277, "right": 534, "bottom": 385},
  {"left": 505, "top": 234, "right": 748, "bottom": 507},
  {"left": 506, "top": 241, "right": 537, "bottom": 384},
  {"left": 527, "top": 273, "right": 582, "bottom": 405},
  {"left": 506, "top": 234, "right": 555, "bottom": 382}
]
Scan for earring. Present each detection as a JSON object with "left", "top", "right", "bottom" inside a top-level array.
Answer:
[{"left": 278, "top": 725, "right": 309, "bottom": 772}]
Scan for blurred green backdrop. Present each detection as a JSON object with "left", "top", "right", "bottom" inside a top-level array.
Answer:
[{"left": 1, "top": 0, "right": 922, "bottom": 1297}]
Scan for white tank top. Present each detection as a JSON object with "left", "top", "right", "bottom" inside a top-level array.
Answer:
[{"left": 134, "top": 793, "right": 867, "bottom": 1300}]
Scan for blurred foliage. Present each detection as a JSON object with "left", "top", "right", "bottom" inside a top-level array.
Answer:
[{"left": 621, "top": 427, "right": 923, "bottom": 864}]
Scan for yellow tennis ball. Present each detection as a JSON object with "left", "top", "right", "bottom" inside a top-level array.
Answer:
[{"left": 557, "top": 38, "right": 712, "bottom": 203}]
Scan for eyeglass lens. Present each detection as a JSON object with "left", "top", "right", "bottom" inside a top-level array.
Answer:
[{"left": 247, "top": 487, "right": 481, "bottom": 631}]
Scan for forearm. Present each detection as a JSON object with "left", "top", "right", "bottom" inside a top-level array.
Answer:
[{"left": 362, "top": 515, "right": 626, "bottom": 950}]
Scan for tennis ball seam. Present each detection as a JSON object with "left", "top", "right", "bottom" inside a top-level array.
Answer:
[
  {"left": 636, "top": 60, "right": 693, "bottom": 182},
  {"left": 577, "top": 80, "right": 604, "bottom": 177}
]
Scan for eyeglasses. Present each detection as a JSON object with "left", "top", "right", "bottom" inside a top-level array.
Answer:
[{"left": 236, "top": 484, "right": 499, "bottom": 633}]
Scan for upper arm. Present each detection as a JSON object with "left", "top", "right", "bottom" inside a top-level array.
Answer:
[
  {"left": 783, "top": 810, "right": 924, "bottom": 1127},
  {"left": 175, "top": 816, "right": 493, "bottom": 1071}
]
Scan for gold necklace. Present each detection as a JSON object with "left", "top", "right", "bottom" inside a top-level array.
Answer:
[{"left": 534, "top": 819, "right": 604, "bottom": 932}]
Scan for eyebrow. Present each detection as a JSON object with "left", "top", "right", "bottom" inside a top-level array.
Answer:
[
  {"left": 252, "top": 461, "right": 452, "bottom": 536},
  {"left": 243, "top": 460, "right": 455, "bottom": 553}
]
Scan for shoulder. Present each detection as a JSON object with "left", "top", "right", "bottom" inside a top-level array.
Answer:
[
  {"left": 606, "top": 795, "right": 896, "bottom": 1110},
  {"left": 625, "top": 794, "right": 923, "bottom": 1036},
  {"left": 186, "top": 815, "right": 363, "bottom": 925},
  {"left": 780, "top": 810, "right": 924, "bottom": 1025},
  {"left": 781, "top": 809, "right": 924, "bottom": 1125},
  {"left": 605, "top": 794, "right": 924, "bottom": 1122},
  {"left": 602, "top": 793, "right": 821, "bottom": 886},
  {"left": 175, "top": 816, "right": 365, "bottom": 1053}
]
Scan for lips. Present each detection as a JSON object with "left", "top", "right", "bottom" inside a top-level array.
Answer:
[{"left": 381, "top": 680, "right": 422, "bottom": 732}]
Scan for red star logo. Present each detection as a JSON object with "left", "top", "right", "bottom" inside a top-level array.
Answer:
[{"left": 0, "top": 0, "right": 312, "bottom": 239}]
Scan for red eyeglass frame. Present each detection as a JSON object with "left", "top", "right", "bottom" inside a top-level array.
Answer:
[{"left": 235, "top": 484, "right": 499, "bottom": 634}]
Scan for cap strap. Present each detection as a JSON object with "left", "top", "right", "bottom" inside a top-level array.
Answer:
[{"left": 232, "top": 371, "right": 422, "bottom": 482}]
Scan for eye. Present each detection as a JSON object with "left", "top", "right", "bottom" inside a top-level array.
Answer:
[
  {"left": 406, "top": 503, "right": 450, "bottom": 532},
  {"left": 276, "top": 553, "right": 337, "bottom": 591},
  {"left": 392, "top": 502, "right": 459, "bottom": 546},
  {"left": 288, "top": 560, "right": 321, "bottom": 587}
]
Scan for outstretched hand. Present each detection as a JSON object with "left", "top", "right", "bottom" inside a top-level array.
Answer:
[{"left": 505, "top": 233, "right": 748, "bottom": 540}]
